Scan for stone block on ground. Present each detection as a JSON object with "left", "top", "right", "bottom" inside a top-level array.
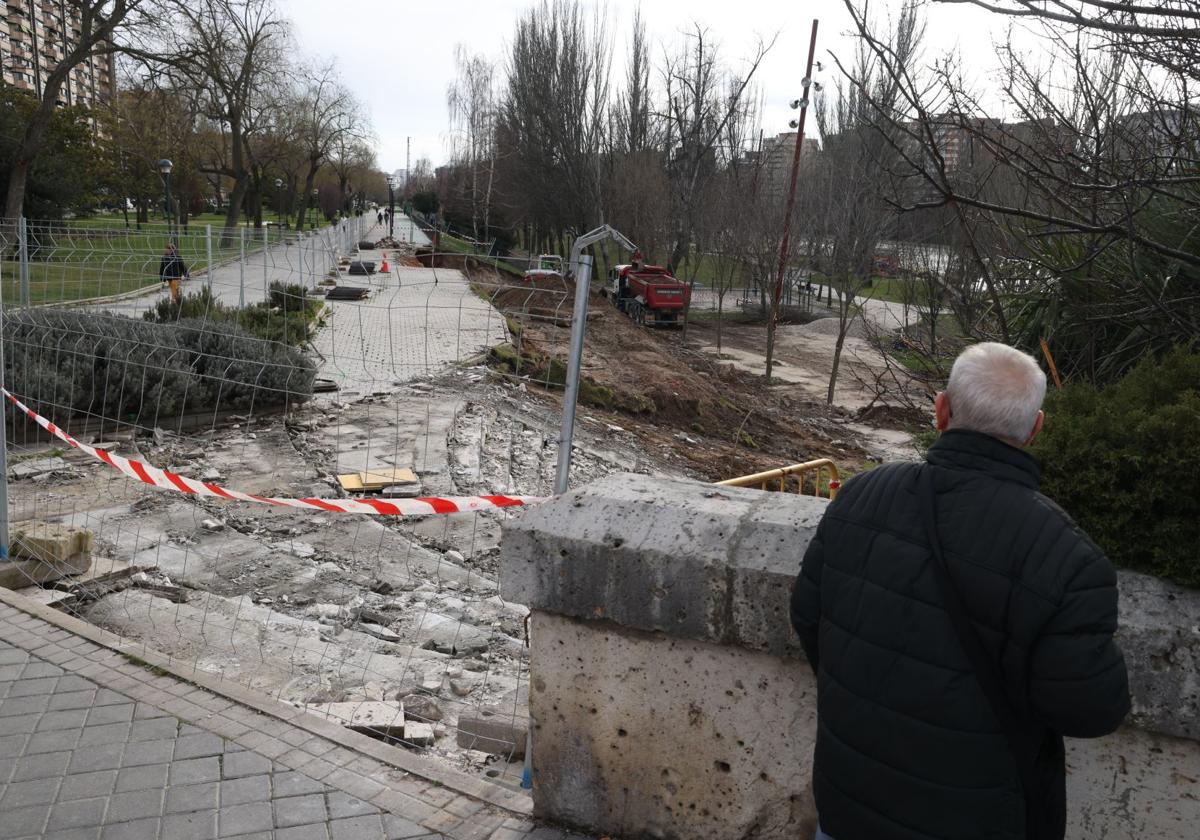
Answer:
[
  {"left": 403, "top": 721, "right": 435, "bottom": 747},
  {"left": 457, "top": 713, "right": 527, "bottom": 758},
  {"left": 416, "top": 613, "right": 490, "bottom": 655},
  {"left": 11, "top": 522, "right": 94, "bottom": 563},
  {"left": 305, "top": 701, "right": 406, "bottom": 737}
]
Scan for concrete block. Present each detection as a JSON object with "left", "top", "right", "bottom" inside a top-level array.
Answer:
[
  {"left": 402, "top": 721, "right": 435, "bottom": 747},
  {"left": 457, "top": 714, "right": 526, "bottom": 758},
  {"left": 1115, "top": 569, "right": 1200, "bottom": 740},
  {"left": 500, "top": 472, "right": 825, "bottom": 657},
  {"left": 305, "top": 702, "right": 405, "bottom": 737},
  {"left": 528, "top": 611, "right": 816, "bottom": 840},
  {"left": 11, "top": 522, "right": 94, "bottom": 563},
  {"left": 0, "top": 553, "right": 91, "bottom": 589}
]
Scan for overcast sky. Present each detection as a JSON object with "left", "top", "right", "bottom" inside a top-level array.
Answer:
[{"left": 281, "top": 0, "right": 1018, "bottom": 172}]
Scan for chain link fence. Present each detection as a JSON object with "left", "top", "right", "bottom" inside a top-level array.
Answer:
[{"left": 0, "top": 213, "right": 622, "bottom": 791}]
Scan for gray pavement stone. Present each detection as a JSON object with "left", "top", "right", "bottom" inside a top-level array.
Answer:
[
  {"left": 26, "top": 727, "right": 83, "bottom": 754},
  {"left": 171, "top": 756, "right": 222, "bottom": 786},
  {"left": 67, "top": 743, "right": 124, "bottom": 774},
  {"left": 105, "top": 788, "right": 164, "bottom": 822},
  {"left": 48, "top": 689, "right": 99, "bottom": 711},
  {"left": 46, "top": 796, "right": 107, "bottom": 830},
  {"left": 58, "top": 769, "right": 118, "bottom": 802},
  {"left": 174, "top": 732, "right": 225, "bottom": 760},
  {"left": 37, "top": 708, "right": 89, "bottom": 731},
  {"left": 2, "top": 775, "right": 63, "bottom": 808},
  {"left": 274, "top": 793, "right": 329, "bottom": 828},
  {"left": 120, "top": 739, "right": 175, "bottom": 767},
  {"left": 78, "top": 722, "right": 133, "bottom": 747},
  {"left": 276, "top": 826, "right": 332, "bottom": 840},
  {"left": 221, "top": 749, "right": 271, "bottom": 779},
  {"left": 164, "top": 810, "right": 218, "bottom": 840},
  {"left": 328, "top": 790, "right": 377, "bottom": 819},
  {"left": 219, "top": 802, "right": 273, "bottom": 836},
  {"left": 273, "top": 769, "right": 327, "bottom": 797},
  {"left": 86, "top": 703, "right": 136, "bottom": 727},
  {"left": 219, "top": 773, "right": 271, "bottom": 806},
  {"left": 166, "top": 781, "right": 219, "bottom": 814},
  {"left": 114, "top": 763, "right": 169, "bottom": 793},
  {"left": 331, "top": 814, "right": 386, "bottom": 840},
  {"left": 12, "top": 749, "right": 72, "bottom": 781},
  {"left": 128, "top": 717, "right": 178, "bottom": 742},
  {"left": 382, "top": 812, "right": 430, "bottom": 839},
  {"left": 100, "top": 818, "right": 161, "bottom": 840},
  {"left": 0, "top": 804, "right": 50, "bottom": 838}
]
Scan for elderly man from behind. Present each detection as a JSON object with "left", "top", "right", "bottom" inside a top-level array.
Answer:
[{"left": 792, "top": 342, "right": 1130, "bottom": 840}]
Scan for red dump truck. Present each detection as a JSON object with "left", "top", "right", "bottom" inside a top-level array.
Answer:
[{"left": 606, "top": 258, "right": 691, "bottom": 326}]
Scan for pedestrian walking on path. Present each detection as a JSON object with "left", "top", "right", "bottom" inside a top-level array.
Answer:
[
  {"left": 159, "top": 242, "right": 189, "bottom": 302},
  {"left": 792, "top": 342, "right": 1130, "bottom": 840}
]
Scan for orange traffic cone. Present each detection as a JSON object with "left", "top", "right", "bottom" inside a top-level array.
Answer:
[{"left": 380, "top": 255, "right": 389, "bottom": 273}]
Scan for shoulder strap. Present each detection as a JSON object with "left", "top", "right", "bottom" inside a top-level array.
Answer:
[{"left": 917, "top": 466, "right": 1038, "bottom": 777}]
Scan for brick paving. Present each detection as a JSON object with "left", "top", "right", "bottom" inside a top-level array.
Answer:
[{"left": 0, "top": 596, "right": 582, "bottom": 840}]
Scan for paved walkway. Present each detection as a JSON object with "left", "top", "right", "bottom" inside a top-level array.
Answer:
[{"left": 0, "top": 592, "right": 574, "bottom": 840}]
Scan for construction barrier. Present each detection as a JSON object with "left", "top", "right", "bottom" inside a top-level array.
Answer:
[
  {"left": 1, "top": 387, "right": 540, "bottom": 516},
  {"left": 716, "top": 458, "right": 841, "bottom": 500}
]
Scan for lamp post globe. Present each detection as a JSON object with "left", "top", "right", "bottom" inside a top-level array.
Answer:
[{"left": 158, "top": 159, "right": 174, "bottom": 235}]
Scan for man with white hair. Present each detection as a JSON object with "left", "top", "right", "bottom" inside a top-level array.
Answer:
[{"left": 791, "top": 342, "right": 1130, "bottom": 840}]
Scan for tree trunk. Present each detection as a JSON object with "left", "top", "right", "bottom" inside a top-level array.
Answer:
[
  {"left": 221, "top": 114, "right": 248, "bottom": 242},
  {"left": 3, "top": 89, "right": 58, "bottom": 220},
  {"left": 827, "top": 323, "right": 849, "bottom": 405}
]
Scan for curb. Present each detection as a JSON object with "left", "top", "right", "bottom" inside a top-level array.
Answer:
[{"left": 0, "top": 584, "right": 533, "bottom": 816}]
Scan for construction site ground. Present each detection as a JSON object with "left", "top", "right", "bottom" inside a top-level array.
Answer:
[{"left": 5, "top": 259, "right": 926, "bottom": 806}]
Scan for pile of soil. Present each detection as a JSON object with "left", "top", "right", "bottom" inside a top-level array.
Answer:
[{"left": 470, "top": 268, "right": 868, "bottom": 482}]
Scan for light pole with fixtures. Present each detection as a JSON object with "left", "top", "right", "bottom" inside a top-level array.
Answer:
[
  {"left": 765, "top": 19, "right": 820, "bottom": 382},
  {"left": 385, "top": 175, "right": 396, "bottom": 238},
  {"left": 158, "top": 158, "right": 173, "bottom": 239},
  {"left": 311, "top": 187, "right": 319, "bottom": 227},
  {"left": 274, "top": 178, "right": 284, "bottom": 230}
]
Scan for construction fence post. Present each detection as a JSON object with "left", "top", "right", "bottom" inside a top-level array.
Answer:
[
  {"left": 555, "top": 252, "right": 592, "bottom": 495},
  {"left": 0, "top": 254, "right": 8, "bottom": 559},
  {"left": 239, "top": 226, "right": 246, "bottom": 308},
  {"left": 263, "top": 225, "right": 269, "bottom": 300},
  {"left": 205, "top": 225, "right": 214, "bottom": 292},
  {"left": 17, "top": 216, "right": 30, "bottom": 308}
]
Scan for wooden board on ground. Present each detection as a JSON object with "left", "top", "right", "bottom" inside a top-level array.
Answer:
[{"left": 337, "top": 467, "right": 420, "bottom": 493}]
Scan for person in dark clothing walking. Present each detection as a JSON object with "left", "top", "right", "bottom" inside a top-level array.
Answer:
[
  {"left": 159, "top": 242, "right": 189, "bottom": 302},
  {"left": 792, "top": 342, "right": 1129, "bottom": 840}
]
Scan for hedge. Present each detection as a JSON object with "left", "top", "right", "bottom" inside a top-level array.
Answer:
[
  {"left": 2, "top": 307, "right": 316, "bottom": 428},
  {"left": 1033, "top": 347, "right": 1200, "bottom": 587}
]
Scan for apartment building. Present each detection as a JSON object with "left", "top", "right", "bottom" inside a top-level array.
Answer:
[{"left": 0, "top": 0, "right": 116, "bottom": 110}]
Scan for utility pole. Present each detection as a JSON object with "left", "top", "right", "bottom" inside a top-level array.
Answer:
[
  {"left": 765, "top": 19, "right": 820, "bottom": 383},
  {"left": 406, "top": 136, "right": 413, "bottom": 242}
]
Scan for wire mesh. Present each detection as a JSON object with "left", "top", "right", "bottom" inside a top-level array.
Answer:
[{"left": 0, "top": 212, "right": 615, "bottom": 788}]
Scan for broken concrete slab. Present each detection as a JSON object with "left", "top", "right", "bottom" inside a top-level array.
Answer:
[
  {"left": 358, "top": 622, "right": 401, "bottom": 643},
  {"left": 9, "top": 456, "right": 72, "bottom": 480},
  {"left": 415, "top": 613, "right": 491, "bottom": 655},
  {"left": 457, "top": 713, "right": 527, "bottom": 758},
  {"left": 400, "top": 693, "right": 444, "bottom": 722},
  {"left": 12, "top": 522, "right": 94, "bottom": 563},
  {"left": 403, "top": 721, "right": 436, "bottom": 747},
  {"left": 306, "top": 701, "right": 407, "bottom": 737}
]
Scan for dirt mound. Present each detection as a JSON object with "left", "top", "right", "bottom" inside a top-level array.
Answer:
[{"left": 467, "top": 260, "right": 866, "bottom": 481}]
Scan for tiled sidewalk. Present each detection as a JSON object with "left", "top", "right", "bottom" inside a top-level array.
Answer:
[{"left": 0, "top": 596, "right": 571, "bottom": 840}]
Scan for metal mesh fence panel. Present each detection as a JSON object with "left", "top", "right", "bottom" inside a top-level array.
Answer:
[{"left": 0, "top": 212, "right": 629, "bottom": 789}]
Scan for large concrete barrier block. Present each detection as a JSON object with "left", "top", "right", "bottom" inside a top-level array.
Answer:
[
  {"left": 1116, "top": 569, "right": 1200, "bottom": 740},
  {"left": 500, "top": 473, "right": 826, "bottom": 658},
  {"left": 529, "top": 612, "right": 818, "bottom": 840}
]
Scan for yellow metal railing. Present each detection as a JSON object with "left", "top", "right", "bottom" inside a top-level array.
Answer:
[{"left": 716, "top": 458, "right": 841, "bottom": 500}]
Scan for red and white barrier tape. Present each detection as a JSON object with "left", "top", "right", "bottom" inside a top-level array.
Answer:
[{"left": 1, "top": 388, "right": 540, "bottom": 517}]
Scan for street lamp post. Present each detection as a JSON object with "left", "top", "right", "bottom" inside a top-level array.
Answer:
[
  {"left": 311, "top": 187, "right": 319, "bottom": 228},
  {"left": 765, "top": 19, "right": 820, "bottom": 383},
  {"left": 385, "top": 175, "right": 396, "bottom": 239},
  {"left": 274, "top": 178, "right": 284, "bottom": 231},
  {"left": 158, "top": 158, "right": 173, "bottom": 239}
]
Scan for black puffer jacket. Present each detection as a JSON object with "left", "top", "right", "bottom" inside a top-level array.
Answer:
[{"left": 791, "top": 430, "right": 1130, "bottom": 840}]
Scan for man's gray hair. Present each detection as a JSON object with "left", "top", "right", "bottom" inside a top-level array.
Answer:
[{"left": 946, "top": 342, "right": 1047, "bottom": 443}]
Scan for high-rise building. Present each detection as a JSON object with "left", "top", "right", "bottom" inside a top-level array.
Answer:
[{"left": 0, "top": 0, "right": 116, "bottom": 112}]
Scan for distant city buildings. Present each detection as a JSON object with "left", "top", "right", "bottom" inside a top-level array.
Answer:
[
  {"left": 744, "top": 131, "right": 822, "bottom": 199},
  {"left": 0, "top": 0, "right": 116, "bottom": 111}
]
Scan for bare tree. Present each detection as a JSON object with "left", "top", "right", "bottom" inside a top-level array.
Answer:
[
  {"left": 816, "top": 2, "right": 923, "bottom": 404},
  {"left": 292, "top": 63, "right": 358, "bottom": 232},
  {"left": 659, "top": 25, "right": 775, "bottom": 271},
  {"left": 447, "top": 46, "right": 498, "bottom": 241}
]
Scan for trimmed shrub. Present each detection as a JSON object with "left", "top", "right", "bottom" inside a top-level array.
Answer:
[
  {"left": 1033, "top": 347, "right": 1200, "bottom": 587},
  {"left": 145, "top": 286, "right": 321, "bottom": 347},
  {"left": 3, "top": 308, "right": 315, "bottom": 427}
]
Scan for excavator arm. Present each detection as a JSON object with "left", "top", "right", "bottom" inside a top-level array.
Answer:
[{"left": 567, "top": 225, "right": 639, "bottom": 279}]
